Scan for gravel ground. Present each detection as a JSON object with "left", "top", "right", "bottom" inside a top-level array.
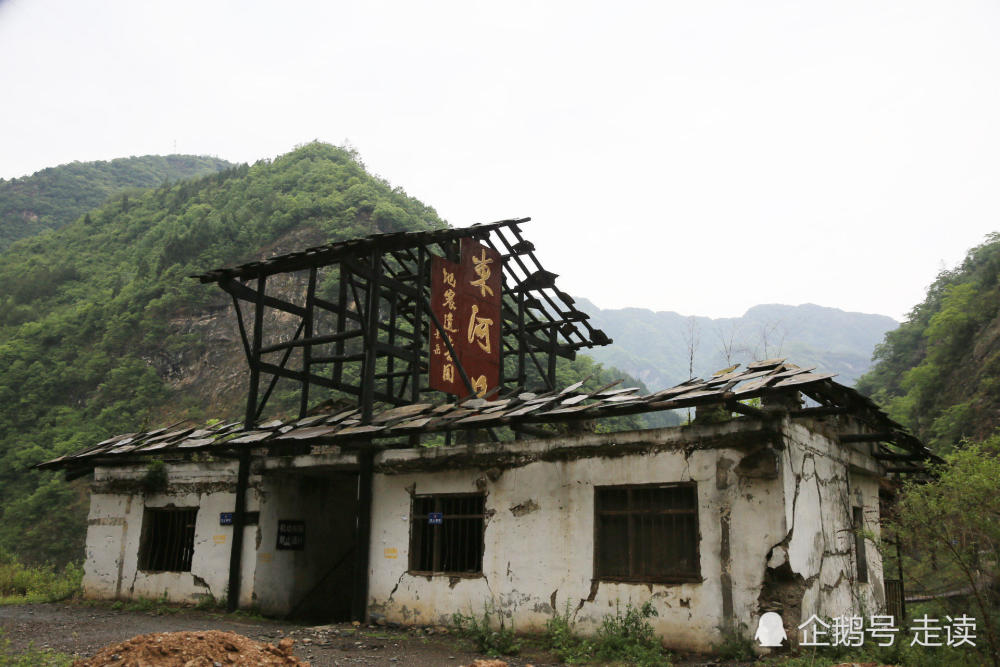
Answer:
[{"left": 0, "top": 602, "right": 561, "bottom": 666}]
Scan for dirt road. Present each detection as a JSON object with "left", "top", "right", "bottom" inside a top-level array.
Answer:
[{"left": 0, "top": 602, "right": 556, "bottom": 666}]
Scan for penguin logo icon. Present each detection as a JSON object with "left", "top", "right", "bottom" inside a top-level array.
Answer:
[{"left": 754, "top": 612, "right": 786, "bottom": 647}]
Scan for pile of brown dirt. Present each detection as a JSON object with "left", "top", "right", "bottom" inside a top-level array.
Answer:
[{"left": 72, "top": 630, "right": 309, "bottom": 666}]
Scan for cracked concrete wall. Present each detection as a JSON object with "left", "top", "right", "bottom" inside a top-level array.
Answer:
[
  {"left": 80, "top": 419, "right": 886, "bottom": 649},
  {"left": 765, "top": 419, "right": 884, "bottom": 645},
  {"left": 367, "top": 430, "right": 787, "bottom": 652},
  {"left": 82, "top": 461, "right": 259, "bottom": 607}
]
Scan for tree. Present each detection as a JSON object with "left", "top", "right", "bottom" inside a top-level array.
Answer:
[
  {"left": 682, "top": 317, "right": 699, "bottom": 422},
  {"left": 894, "top": 436, "right": 1000, "bottom": 666},
  {"left": 714, "top": 320, "right": 740, "bottom": 367}
]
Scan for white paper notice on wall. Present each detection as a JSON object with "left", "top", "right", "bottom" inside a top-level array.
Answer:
[{"left": 384, "top": 548, "right": 398, "bottom": 559}]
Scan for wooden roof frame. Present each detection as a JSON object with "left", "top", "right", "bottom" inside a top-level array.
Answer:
[{"left": 192, "top": 219, "right": 611, "bottom": 427}]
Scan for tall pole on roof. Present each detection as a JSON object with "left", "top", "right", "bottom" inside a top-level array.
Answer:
[
  {"left": 244, "top": 275, "right": 266, "bottom": 428},
  {"left": 299, "top": 267, "right": 317, "bottom": 418},
  {"left": 352, "top": 248, "right": 381, "bottom": 623},
  {"left": 229, "top": 273, "right": 265, "bottom": 612}
]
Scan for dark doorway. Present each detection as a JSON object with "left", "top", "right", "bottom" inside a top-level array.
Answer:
[{"left": 278, "top": 471, "right": 359, "bottom": 622}]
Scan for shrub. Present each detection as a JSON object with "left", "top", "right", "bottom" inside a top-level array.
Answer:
[
  {"left": 712, "top": 623, "right": 755, "bottom": 661},
  {"left": 592, "top": 600, "right": 671, "bottom": 667},
  {"left": 544, "top": 602, "right": 592, "bottom": 664},
  {"left": 0, "top": 550, "right": 82, "bottom": 604},
  {"left": 452, "top": 603, "right": 521, "bottom": 657}
]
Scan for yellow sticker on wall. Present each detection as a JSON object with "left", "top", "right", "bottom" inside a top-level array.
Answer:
[
  {"left": 213, "top": 534, "right": 227, "bottom": 545},
  {"left": 259, "top": 553, "right": 272, "bottom": 563},
  {"left": 384, "top": 548, "right": 398, "bottom": 559}
]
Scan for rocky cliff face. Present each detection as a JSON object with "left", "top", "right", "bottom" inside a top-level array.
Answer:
[{"left": 153, "top": 226, "right": 329, "bottom": 422}]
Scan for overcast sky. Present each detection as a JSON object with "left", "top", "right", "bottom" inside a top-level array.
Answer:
[{"left": 2, "top": 1, "right": 999, "bottom": 321}]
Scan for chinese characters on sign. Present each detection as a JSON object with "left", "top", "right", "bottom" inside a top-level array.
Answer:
[
  {"left": 796, "top": 614, "right": 976, "bottom": 648},
  {"left": 429, "top": 239, "right": 502, "bottom": 397},
  {"left": 276, "top": 520, "right": 305, "bottom": 551}
]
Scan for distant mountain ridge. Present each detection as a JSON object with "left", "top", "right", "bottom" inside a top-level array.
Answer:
[
  {"left": 0, "top": 154, "right": 233, "bottom": 250},
  {"left": 576, "top": 299, "right": 898, "bottom": 390}
]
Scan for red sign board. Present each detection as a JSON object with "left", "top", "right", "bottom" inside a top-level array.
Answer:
[{"left": 428, "top": 240, "right": 502, "bottom": 397}]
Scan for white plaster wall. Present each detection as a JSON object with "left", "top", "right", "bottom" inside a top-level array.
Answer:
[
  {"left": 82, "top": 462, "right": 259, "bottom": 607},
  {"left": 368, "top": 434, "right": 787, "bottom": 652},
  {"left": 780, "top": 420, "right": 885, "bottom": 636}
]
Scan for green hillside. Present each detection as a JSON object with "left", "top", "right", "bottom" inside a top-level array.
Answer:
[
  {"left": 579, "top": 299, "right": 898, "bottom": 390},
  {"left": 857, "top": 233, "right": 1000, "bottom": 453},
  {"left": 0, "top": 143, "right": 643, "bottom": 566},
  {"left": 0, "top": 154, "right": 233, "bottom": 251}
]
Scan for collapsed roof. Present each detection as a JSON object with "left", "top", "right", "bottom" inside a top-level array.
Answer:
[{"left": 38, "top": 358, "right": 936, "bottom": 477}]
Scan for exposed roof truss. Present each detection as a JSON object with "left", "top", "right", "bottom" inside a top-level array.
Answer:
[{"left": 194, "top": 219, "right": 611, "bottom": 424}]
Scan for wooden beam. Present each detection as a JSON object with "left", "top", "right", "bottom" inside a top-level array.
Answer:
[
  {"left": 244, "top": 276, "right": 266, "bottom": 429},
  {"left": 841, "top": 432, "right": 894, "bottom": 443},
  {"left": 222, "top": 278, "right": 306, "bottom": 318},
  {"left": 344, "top": 256, "right": 418, "bottom": 300},
  {"left": 257, "top": 361, "right": 405, "bottom": 404},
  {"left": 351, "top": 449, "right": 374, "bottom": 622},
  {"left": 790, "top": 406, "right": 849, "bottom": 417},
  {"left": 303, "top": 352, "right": 364, "bottom": 365},
  {"left": 259, "top": 329, "right": 362, "bottom": 355},
  {"left": 727, "top": 400, "right": 765, "bottom": 418},
  {"left": 512, "top": 423, "right": 555, "bottom": 439},
  {"left": 226, "top": 448, "right": 251, "bottom": 612},
  {"left": 254, "top": 319, "right": 305, "bottom": 422},
  {"left": 300, "top": 267, "right": 316, "bottom": 417},
  {"left": 361, "top": 250, "right": 381, "bottom": 421},
  {"left": 229, "top": 292, "right": 252, "bottom": 360},
  {"left": 873, "top": 452, "right": 923, "bottom": 461},
  {"left": 333, "top": 262, "right": 348, "bottom": 386}
]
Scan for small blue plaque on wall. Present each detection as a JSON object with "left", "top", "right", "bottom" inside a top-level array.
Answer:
[
  {"left": 219, "top": 512, "right": 233, "bottom": 525},
  {"left": 428, "top": 512, "right": 443, "bottom": 525}
]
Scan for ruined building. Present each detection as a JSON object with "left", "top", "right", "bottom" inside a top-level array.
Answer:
[{"left": 39, "top": 219, "right": 931, "bottom": 651}]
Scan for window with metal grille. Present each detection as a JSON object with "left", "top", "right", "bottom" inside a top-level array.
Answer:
[
  {"left": 595, "top": 483, "right": 700, "bottom": 583},
  {"left": 409, "top": 494, "right": 484, "bottom": 575},
  {"left": 853, "top": 506, "right": 868, "bottom": 583},
  {"left": 138, "top": 507, "right": 197, "bottom": 572}
]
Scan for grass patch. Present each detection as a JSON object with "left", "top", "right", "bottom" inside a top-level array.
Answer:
[
  {"left": 108, "top": 593, "right": 186, "bottom": 615},
  {"left": 0, "top": 551, "right": 81, "bottom": 605},
  {"left": 80, "top": 595, "right": 266, "bottom": 620},
  {"left": 0, "top": 630, "right": 73, "bottom": 667},
  {"left": 763, "top": 641, "right": 986, "bottom": 667},
  {"left": 711, "top": 623, "right": 755, "bottom": 661},
  {"left": 542, "top": 600, "right": 672, "bottom": 667},
  {"left": 452, "top": 603, "right": 521, "bottom": 657}
]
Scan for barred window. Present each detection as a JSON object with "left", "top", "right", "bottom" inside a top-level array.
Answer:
[
  {"left": 138, "top": 507, "right": 197, "bottom": 572},
  {"left": 595, "top": 483, "right": 700, "bottom": 583},
  {"left": 853, "top": 506, "right": 868, "bottom": 583},
  {"left": 409, "top": 494, "right": 484, "bottom": 575}
]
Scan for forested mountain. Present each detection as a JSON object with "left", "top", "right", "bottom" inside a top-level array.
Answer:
[
  {"left": 857, "top": 233, "right": 1000, "bottom": 453},
  {"left": 0, "top": 143, "right": 643, "bottom": 566},
  {"left": 579, "top": 299, "right": 898, "bottom": 390},
  {"left": 0, "top": 154, "right": 233, "bottom": 251}
]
